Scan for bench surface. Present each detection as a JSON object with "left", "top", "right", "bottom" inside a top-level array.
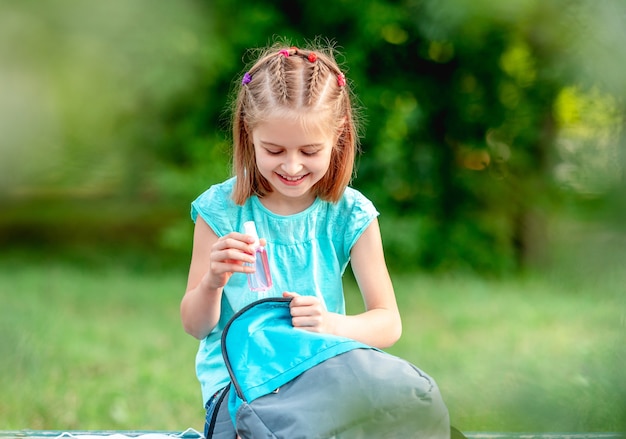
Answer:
[{"left": 0, "top": 432, "right": 623, "bottom": 439}]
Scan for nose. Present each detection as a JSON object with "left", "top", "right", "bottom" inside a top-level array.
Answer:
[{"left": 280, "top": 153, "right": 303, "bottom": 175}]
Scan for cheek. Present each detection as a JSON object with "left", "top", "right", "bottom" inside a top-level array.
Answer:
[
  {"left": 253, "top": 158, "right": 271, "bottom": 179},
  {"left": 254, "top": 151, "right": 273, "bottom": 170},
  {"left": 318, "top": 150, "right": 334, "bottom": 170},
  {"left": 308, "top": 155, "right": 329, "bottom": 174}
]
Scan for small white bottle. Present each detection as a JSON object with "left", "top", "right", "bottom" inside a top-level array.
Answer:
[{"left": 243, "top": 221, "right": 273, "bottom": 292}]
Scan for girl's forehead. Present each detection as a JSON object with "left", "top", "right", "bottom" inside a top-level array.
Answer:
[
  {"left": 253, "top": 113, "right": 335, "bottom": 137},
  {"left": 258, "top": 108, "right": 332, "bottom": 127},
  {"left": 253, "top": 114, "right": 334, "bottom": 145}
]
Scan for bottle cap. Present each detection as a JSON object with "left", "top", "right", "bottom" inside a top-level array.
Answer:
[{"left": 243, "top": 221, "right": 260, "bottom": 248}]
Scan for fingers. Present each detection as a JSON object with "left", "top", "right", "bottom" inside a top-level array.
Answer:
[
  {"left": 288, "top": 294, "right": 319, "bottom": 309},
  {"left": 286, "top": 294, "right": 326, "bottom": 330},
  {"left": 214, "top": 232, "right": 256, "bottom": 255},
  {"left": 282, "top": 291, "right": 299, "bottom": 299},
  {"left": 203, "top": 234, "right": 258, "bottom": 291},
  {"left": 211, "top": 232, "right": 256, "bottom": 270}
]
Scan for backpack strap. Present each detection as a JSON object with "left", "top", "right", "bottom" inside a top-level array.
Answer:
[{"left": 205, "top": 385, "right": 236, "bottom": 439}]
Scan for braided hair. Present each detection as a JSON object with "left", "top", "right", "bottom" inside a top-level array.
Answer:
[{"left": 232, "top": 44, "right": 358, "bottom": 205}]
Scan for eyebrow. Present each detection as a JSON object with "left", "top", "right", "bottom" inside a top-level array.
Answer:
[{"left": 259, "top": 141, "right": 324, "bottom": 149}]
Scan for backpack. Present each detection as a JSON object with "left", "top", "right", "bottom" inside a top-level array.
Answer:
[{"left": 207, "top": 297, "right": 450, "bottom": 438}]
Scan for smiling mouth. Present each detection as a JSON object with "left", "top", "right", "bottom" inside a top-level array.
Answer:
[{"left": 277, "top": 173, "right": 307, "bottom": 182}]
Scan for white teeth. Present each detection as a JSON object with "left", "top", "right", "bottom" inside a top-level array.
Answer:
[{"left": 280, "top": 174, "right": 304, "bottom": 181}]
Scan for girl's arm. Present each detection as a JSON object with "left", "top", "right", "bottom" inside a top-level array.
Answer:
[
  {"left": 181, "top": 217, "right": 257, "bottom": 340},
  {"left": 285, "top": 218, "right": 402, "bottom": 349}
]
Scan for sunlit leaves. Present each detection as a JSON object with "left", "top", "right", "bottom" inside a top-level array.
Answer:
[{"left": 554, "top": 87, "right": 623, "bottom": 194}]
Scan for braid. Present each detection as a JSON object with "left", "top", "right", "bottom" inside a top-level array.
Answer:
[
  {"left": 275, "top": 55, "right": 290, "bottom": 104},
  {"left": 241, "top": 46, "right": 346, "bottom": 112},
  {"left": 305, "top": 53, "right": 323, "bottom": 107}
]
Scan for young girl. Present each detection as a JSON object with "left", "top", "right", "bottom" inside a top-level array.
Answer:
[{"left": 180, "top": 43, "right": 402, "bottom": 435}]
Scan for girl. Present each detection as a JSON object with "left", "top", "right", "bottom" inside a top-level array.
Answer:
[{"left": 181, "top": 43, "right": 402, "bottom": 436}]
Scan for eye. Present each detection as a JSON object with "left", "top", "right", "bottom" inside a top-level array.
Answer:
[
  {"left": 301, "top": 149, "right": 319, "bottom": 156},
  {"left": 265, "top": 148, "right": 282, "bottom": 155}
]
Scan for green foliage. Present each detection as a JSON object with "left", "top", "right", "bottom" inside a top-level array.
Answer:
[
  {"left": 1, "top": 0, "right": 625, "bottom": 273},
  {"left": 0, "top": 0, "right": 218, "bottom": 194}
]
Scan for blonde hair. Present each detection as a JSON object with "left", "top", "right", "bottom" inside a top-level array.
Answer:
[{"left": 231, "top": 42, "right": 359, "bottom": 205}]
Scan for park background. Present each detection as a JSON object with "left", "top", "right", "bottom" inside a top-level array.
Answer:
[{"left": 1, "top": 0, "right": 625, "bottom": 433}]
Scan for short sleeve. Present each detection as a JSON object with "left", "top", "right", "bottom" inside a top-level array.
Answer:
[
  {"left": 338, "top": 188, "right": 379, "bottom": 259},
  {"left": 190, "top": 178, "right": 238, "bottom": 237}
]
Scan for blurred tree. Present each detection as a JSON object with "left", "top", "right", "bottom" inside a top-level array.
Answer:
[
  {"left": 192, "top": 0, "right": 624, "bottom": 273},
  {"left": 212, "top": 0, "right": 625, "bottom": 273},
  {"left": 2, "top": 0, "right": 624, "bottom": 273},
  {"left": 0, "top": 0, "right": 218, "bottom": 249}
]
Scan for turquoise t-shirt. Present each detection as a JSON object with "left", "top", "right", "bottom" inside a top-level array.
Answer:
[{"left": 190, "top": 177, "right": 379, "bottom": 405}]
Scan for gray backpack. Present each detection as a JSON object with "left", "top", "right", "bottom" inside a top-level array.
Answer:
[{"left": 207, "top": 298, "right": 450, "bottom": 438}]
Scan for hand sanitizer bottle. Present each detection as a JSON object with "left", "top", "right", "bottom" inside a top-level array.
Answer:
[{"left": 243, "top": 221, "right": 273, "bottom": 292}]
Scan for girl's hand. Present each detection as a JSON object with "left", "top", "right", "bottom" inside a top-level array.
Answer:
[
  {"left": 203, "top": 232, "right": 259, "bottom": 290},
  {"left": 282, "top": 292, "right": 336, "bottom": 334}
]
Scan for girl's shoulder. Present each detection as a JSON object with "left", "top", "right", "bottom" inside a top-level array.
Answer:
[
  {"left": 320, "top": 187, "right": 379, "bottom": 258},
  {"left": 320, "top": 186, "right": 379, "bottom": 238},
  {"left": 193, "top": 177, "right": 236, "bottom": 204},
  {"left": 334, "top": 186, "right": 378, "bottom": 218},
  {"left": 191, "top": 177, "right": 239, "bottom": 235},
  {"left": 198, "top": 177, "right": 236, "bottom": 200}
]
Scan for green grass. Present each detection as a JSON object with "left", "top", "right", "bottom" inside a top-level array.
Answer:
[
  {"left": 1, "top": 241, "right": 624, "bottom": 432},
  {"left": 0, "top": 251, "right": 203, "bottom": 431},
  {"left": 350, "top": 273, "right": 626, "bottom": 432}
]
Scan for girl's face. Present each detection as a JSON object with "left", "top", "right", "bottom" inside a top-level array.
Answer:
[{"left": 252, "top": 115, "right": 335, "bottom": 214}]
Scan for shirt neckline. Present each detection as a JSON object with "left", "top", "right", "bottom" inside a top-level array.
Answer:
[{"left": 251, "top": 195, "right": 322, "bottom": 220}]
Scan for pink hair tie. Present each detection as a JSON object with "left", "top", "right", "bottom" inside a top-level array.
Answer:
[
  {"left": 337, "top": 72, "right": 346, "bottom": 87},
  {"left": 279, "top": 49, "right": 290, "bottom": 57},
  {"left": 242, "top": 72, "right": 252, "bottom": 85}
]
